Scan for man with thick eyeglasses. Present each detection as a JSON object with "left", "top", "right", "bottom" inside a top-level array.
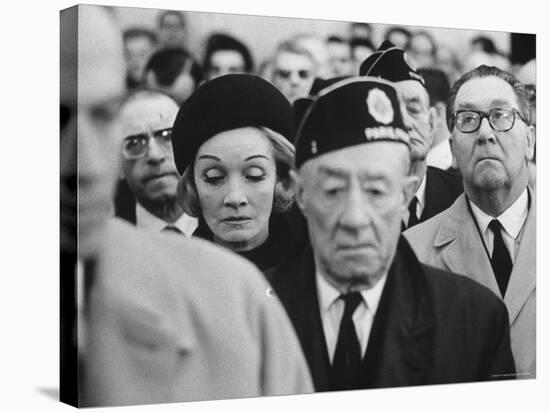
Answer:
[
  {"left": 115, "top": 90, "right": 197, "bottom": 236},
  {"left": 405, "top": 65, "right": 536, "bottom": 379}
]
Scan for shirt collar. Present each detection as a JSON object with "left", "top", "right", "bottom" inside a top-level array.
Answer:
[
  {"left": 136, "top": 203, "right": 198, "bottom": 237},
  {"left": 315, "top": 268, "right": 388, "bottom": 314},
  {"left": 468, "top": 188, "right": 529, "bottom": 239},
  {"left": 414, "top": 172, "right": 427, "bottom": 210}
]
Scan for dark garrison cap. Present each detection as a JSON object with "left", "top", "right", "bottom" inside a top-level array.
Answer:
[
  {"left": 359, "top": 40, "right": 425, "bottom": 86},
  {"left": 171, "top": 74, "right": 293, "bottom": 174},
  {"left": 295, "top": 76, "right": 410, "bottom": 169}
]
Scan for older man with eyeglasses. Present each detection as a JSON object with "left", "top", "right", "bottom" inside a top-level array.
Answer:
[
  {"left": 115, "top": 90, "right": 197, "bottom": 235},
  {"left": 404, "top": 65, "right": 536, "bottom": 379}
]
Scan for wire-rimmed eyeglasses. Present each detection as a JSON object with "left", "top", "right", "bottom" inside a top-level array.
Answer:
[{"left": 121, "top": 128, "right": 173, "bottom": 159}]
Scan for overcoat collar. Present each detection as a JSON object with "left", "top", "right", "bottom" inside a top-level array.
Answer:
[
  {"left": 433, "top": 190, "right": 536, "bottom": 324},
  {"left": 274, "top": 237, "right": 436, "bottom": 390}
]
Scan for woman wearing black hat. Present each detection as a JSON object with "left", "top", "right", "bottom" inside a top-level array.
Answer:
[{"left": 172, "top": 74, "right": 307, "bottom": 279}]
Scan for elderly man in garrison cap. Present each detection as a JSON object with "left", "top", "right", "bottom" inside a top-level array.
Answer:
[
  {"left": 360, "top": 41, "right": 463, "bottom": 229},
  {"left": 270, "top": 77, "right": 515, "bottom": 392},
  {"left": 404, "top": 65, "right": 536, "bottom": 378}
]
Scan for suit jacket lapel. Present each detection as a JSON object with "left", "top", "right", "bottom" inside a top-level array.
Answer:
[
  {"left": 421, "top": 167, "right": 446, "bottom": 221},
  {"left": 436, "top": 195, "right": 500, "bottom": 295},
  {"left": 361, "top": 238, "right": 435, "bottom": 388},
  {"left": 504, "top": 190, "right": 536, "bottom": 324}
]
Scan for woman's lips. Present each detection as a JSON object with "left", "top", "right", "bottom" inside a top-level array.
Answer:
[{"left": 222, "top": 216, "right": 252, "bottom": 224}]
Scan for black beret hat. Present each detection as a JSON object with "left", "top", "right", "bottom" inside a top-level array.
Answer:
[
  {"left": 295, "top": 76, "right": 410, "bottom": 169},
  {"left": 171, "top": 74, "right": 293, "bottom": 174},
  {"left": 359, "top": 40, "right": 425, "bottom": 86}
]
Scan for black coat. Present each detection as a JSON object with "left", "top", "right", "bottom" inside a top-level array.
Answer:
[
  {"left": 193, "top": 203, "right": 309, "bottom": 280},
  {"left": 270, "top": 237, "right": 516, "bottom": 391},
  {"left": 114, "top": 179, "right": 137, "bottom": 225},
  {"left": 420, "top": 166, "right": 463, "bottom": 224}
]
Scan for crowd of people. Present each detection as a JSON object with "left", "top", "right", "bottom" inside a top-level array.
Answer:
[{"left": 60, "top": 5, "right": 536, "bottom": 407}]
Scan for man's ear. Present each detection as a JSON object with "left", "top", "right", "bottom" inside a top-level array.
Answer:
[
  {"left": 402, "top": 174, "right": 419, "bottom": 211},
  {"left": 449, "top": 136, "right": 458, "bottom": 169},
  {"left": 434, "top": 101, "right": 446, "bottom": 118},
  {"left": 525, "top": 125, "right": 536, "bottom": 162},
  {"left": 428, "top": 106, "right": 436, "bottom": 135},
  {"left": 290, "top": 169, "right": 306, "bottom": 213}
]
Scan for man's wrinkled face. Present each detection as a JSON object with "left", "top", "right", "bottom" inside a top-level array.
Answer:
[
  {"left": 450, "top": 76, "right": 534, "bottom": 194},
  {"left": 118, "top": 95, "right": 180, "bottom": 208},
  {"left": 396, "top": 80, "right": 433, "bottom": 162},
  {"left": 295, "top": 142, "right": 414, "bottom": 289},
  {"left": 60, "top": 7, "right": 125, "bottom": 258}
]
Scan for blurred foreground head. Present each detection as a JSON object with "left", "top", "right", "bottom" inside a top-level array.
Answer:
[{"left": 60, "top": 6, "right": 126, "bottom": 258}]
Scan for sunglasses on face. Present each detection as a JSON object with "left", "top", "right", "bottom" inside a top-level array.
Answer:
[{"left": 274, "top": 69, "right": 312, "bottom": 80}]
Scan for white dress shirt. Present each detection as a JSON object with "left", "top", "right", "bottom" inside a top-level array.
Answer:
[
  {"left": 403, "top": 173, "right": 427, "bottom": 225},
  {"left": 426, "top": 138, "right": 453, "bottom": 170},
  {"left": 316, "top": 270, "right": 387, "bottom": 363},
  {"left": 469, "top": 188, "right": 529, "bottom": 263},
  {"left": 136, "top": 203, "right": 198, "bottom": 237}
]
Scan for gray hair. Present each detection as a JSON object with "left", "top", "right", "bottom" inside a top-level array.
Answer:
[{"left": 446, "top": 65, "right": 532, "bottom": 131}]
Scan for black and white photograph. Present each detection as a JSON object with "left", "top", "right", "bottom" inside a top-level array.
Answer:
[{"left": 3, "top": 0, "right": 547, "bottom": 412}]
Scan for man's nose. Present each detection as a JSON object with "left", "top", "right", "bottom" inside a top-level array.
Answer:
[
  {"left": 339, "top": 187, "right": 369, "bottom": 230},
  {"left": 477, "top": 117, "right": 497, "bottom": 144},
  {"left": 146, "top": 137, "right": 168, "bottom": 164},
  {"left": 289, "top": 72, "right": 301, "bottom": 86}
]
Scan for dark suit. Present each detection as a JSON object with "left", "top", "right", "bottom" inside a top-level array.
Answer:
[
  {"left": 420, "top": 166, "right": 463, "bottom": 224},
  {"left": 113, "top": 178, "right": 137, "bottom": 224},
  {"left": 270, "top": 237, "right": 516, "bottom": 391}
]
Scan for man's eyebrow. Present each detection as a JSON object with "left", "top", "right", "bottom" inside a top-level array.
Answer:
[
  {"left": 123, "top": 132, "right": 147, "bottom": 141},
  {"left": 359, "top": 172, "right": 391, "bottom": 183},
  {"left": 404, "top": 96, "right": 422, "bottom": 104},
  {"left": 457, "top": 98, "right": 515, "bottom": 110},
  {"left": 456, "top": 102, "right": 478, "bottom": 110},
  {"left": 490, "top": 98, "right": 515, "bottom": 107},
  {"left": 317, "top": 165, "right": 349, "bottom": 178}
]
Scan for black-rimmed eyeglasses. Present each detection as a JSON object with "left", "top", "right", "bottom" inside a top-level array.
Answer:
[
  {"left": 452, "top": 108, "right": 528, "bottom": 133},
  {"left": 121, "top": 128, "right": 173, "bottom": 159}
]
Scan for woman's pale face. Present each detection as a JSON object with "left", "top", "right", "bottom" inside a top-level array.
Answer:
[{"left": 194, "top": 127, "right": 277, "bottom": 251}]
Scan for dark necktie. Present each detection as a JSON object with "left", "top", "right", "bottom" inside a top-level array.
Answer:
[
  {"left": 330, "top": 292, "right": 363, "bottom": 390},
  {"left": 407, "top": 196, "right": 419, "bottom": 228},
  {"left": 488, "top": 219, "right": 513, "bottom": 296},
  {"left": 162, "top": 225, "right": 183, "bottom": 235}
]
